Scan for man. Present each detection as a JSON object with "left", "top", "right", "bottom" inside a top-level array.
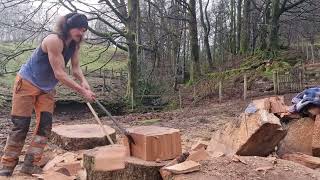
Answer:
[{"left": 0, "top": 12, "right": 95, "bottom": 176}]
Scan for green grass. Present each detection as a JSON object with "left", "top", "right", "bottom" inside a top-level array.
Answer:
[
  {"left": 0, "top": 74, "right": 16, "bottom": 88},
  {"left": 78, "top": 45, "right": 127, "bottom": 71},
  {"left": 0, "top": 42, "right": 128, "bottom": 89}
]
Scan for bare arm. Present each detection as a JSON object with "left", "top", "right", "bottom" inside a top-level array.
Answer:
[
  {"left": 71, "top": 46, "right": 90, "bottom": 90},
  {"left": 43, "top": 35, "right": 94, "bottom": 101}
]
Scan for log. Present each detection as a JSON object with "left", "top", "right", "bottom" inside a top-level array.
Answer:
[
  {"left": 236, "top": 110, "right": 287, "bottom": 156},
  {"left": 269, "top": 96, "right": 289, "bottom": 114},
  {"left": 277, "top": 118, "right": 314, "bottom": 156},
  {"left": 83, "top": 145, "right": 127, "bottom": 172},
  {"left": 50, "top": 124, "right": 116, "bottom": 151},
  {"left": 282, "top": 153, "right": 320, "bottom": 169},
  {"left": 125, "top": 126, "right": 182, "bottom": 161},
  {"left": 252, "top": 96, "right": 288, "bottom": 114},
  {"left": 84, "top": 155, "right": 169, "bottom": 180},
  {"left": 208, "top": 109, "right": 286, "bottom": 156},
  {"left": 312, "top": 115, "right": 320, "bottom": 157}
]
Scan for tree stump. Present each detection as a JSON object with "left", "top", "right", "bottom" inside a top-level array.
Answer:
[
  {"left": 50, "top": 124, "right": 116, "bottom": 151},
  {"left": 83, "top": 149, "right": 169, "bottom": 180}
]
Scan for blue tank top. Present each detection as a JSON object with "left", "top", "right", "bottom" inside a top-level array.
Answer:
[{"left": 19, "top": 34, "right": 76, "bottom": 92}]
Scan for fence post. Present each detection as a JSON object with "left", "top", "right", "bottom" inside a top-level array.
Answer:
[
  {"left": 179, "top": 89, "right": 182, "bottom": 110},
  {"left": 103, "top": 71, "right": 106, "bottom": 93},
  {"left": 111, "top": 68, "right": 114, "bottom": 79},
  {"left": 85, "top": 66, "right": 88, "bottom": 74},
  {"left": 273, "top": 71, "right": 278, "bottom": 94},
  {"left": 219, "top": 80, "right": 222, "bottom": 103},
  {"left": 99, "top": 68, "right": 102, "bottom": 77},
  {"left": 243, "top": 74, "right": 247, "bottom": 100},
  {"left": 192, "top": 85, "right": 196, "bottom": 99},
  {"left": 306, "top": 44, "right": 309, "bottom": 61},
  {"left": 131, "top": 91, "right": 134, "bottom": 111},
  {"left": 277, "top": 71, "right": 280, "bottom": 94},
  {"left": 120, "top": 69, "right": 123, "bottom": 80}
]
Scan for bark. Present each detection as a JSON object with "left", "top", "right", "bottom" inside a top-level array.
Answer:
[
  {"left": 230, "top": 0, "right": 237, "bottom": 54},
  {"left": 84, "top": 156, "right": 169, "bottom": 180},
  {"left": 236, "top": 0, "right": 242, "bottom": 53},
  {"left": 260, "top": 1, "right": 271, "bottom": 50},
  {"left": 199, "top": 0, "right": 214, "bottom": 71},
  {"left": 240, "top": 0, "right": 250, "bottom": 54},
  {"left": 50, "top": 124, "right": 116, "bottom": 151},
  {"left": 270, "top": 0, "right": 280, "bottom": 50},
  {"left": 269, "top": 0, "right": 308, "bottom": 50},
  {"left": 188, "top": 0, "right": 201, "bottom": 82},
  {"left": 126, "top": 0, "right": 139, "bottom": 101}
]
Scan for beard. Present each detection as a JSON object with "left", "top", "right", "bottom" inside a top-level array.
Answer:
[{"left": 73, "top": 35, "right": 83, "bottom": 42}]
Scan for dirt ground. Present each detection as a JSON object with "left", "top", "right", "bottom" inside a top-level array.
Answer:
[{"left": 1, "top": 92, "right": 320, "bottom": 179}]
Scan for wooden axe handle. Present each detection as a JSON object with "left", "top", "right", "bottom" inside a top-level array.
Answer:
[{"left": 86, "top": 102, "right": 115, "bottom": 145}]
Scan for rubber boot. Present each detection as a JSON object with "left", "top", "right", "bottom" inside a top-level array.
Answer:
[
  {"left": 20, "top": 154, "right": 42, "bottom": 175},
  {"left": 0, "top": 165, "right": 15, "bottom": 176}
]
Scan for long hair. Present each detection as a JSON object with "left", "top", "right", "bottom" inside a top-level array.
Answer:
[{"left": 53, "top": 13, "right": 82, "bottom": 48}]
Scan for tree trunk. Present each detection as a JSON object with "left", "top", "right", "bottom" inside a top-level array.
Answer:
[
  {"left": 199, "top": 0, "right": 214, "bottom": 71},
  {"left": 260, "top": 2, "right": 271, "bottom": 50},
  {"left": 50, "top": 124, "right": 116, "bottom": 151},
  {"left": 188, "top": 0, "right": 201, "bottom": 82},
  {"left": 84, "top": 155, "right": 168, "bottom": 180},
  {"left": 270, "top": 0, "right": 280, "bottom": 50},
  {"left": 240, "top": 0, "right": 250, "bottom": 54},
  {"left": 236, "top": 0, "right": 242, "bottom": 54},
  {"left": 126, "top": 0, "right": 139, "bottom": 102},
  {"left": 230, "top": 0, "right": 237, "bottom": 54}
]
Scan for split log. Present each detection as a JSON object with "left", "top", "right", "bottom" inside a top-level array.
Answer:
[
  {"left": 160, "top": 152, "right": 190, "bottom": 180},
  {"left": 252, "top": 96, "right": 288, "bottom": 114},
  {"left": 208, "top": 109, "right": 286, "bottom": 156},
  {"left": 269, "top": 96, "right": 289, "bottom": 114},
  {"left": 50, "top": 124, "right": 116, "bottom": 151},
  {"left": 125, "top": 126, "right": 182, "bottom": 161},
  {"left": 282, "top": 153, "right": 320, "bottom": 169},
  {"left": 43, "top": 152, "right": 78, "bottom": 171},
  {"left": 312, "top": 115, "right": 320, "bottom": 157},
  {"left": 55, "top": 162, "right": 81, "bottom": 176},
  {"left": 277, "top": 118, "right": 314, "bottom": 156},
  {"left": 83, "top": 145, "right": 127, "bottom": 172},
  {"left": 84, "top": 147, "right": 170, "bottom": 180}
]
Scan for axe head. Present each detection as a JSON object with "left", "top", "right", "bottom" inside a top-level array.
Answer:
[{"left": 124, "top": 131, "right": 135, "bottom": 145}]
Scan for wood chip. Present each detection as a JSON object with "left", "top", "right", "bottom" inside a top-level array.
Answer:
[
  {"left": 187, "top": 148, "right": 210, "bottom": 162},
  {"left": 164, "top": 160, "right": 200, "bottom": 174},
  {"left": 255, "top": 166, "right": 274, "bottom": 172},
  {"left": 232, "top": 155, "right": 247, "bottom": 165},
  {"left": 191, "top": 141, "right": 209, "bottom": 151}
]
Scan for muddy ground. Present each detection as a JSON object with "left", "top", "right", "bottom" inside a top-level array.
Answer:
[{"left": 1, "top": 92, "right": 320, "bottom": 179}]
